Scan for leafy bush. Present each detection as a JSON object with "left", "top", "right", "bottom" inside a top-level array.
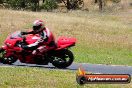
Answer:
[
  {"left": 56, "top": 0, "right": 62, "bottom": 3},
  {"left": 112, "top": 0, "right": 121, "bottom": 3},
  {"left": 0, "top": 0, "right": 3, "bottom": 4},
  {"left": 6, "top": 0, "right": 27, "bottom": 9},
  {"left": 0, "top": 0, "right": 58, "bottom": 11},
  {"left": 41, "top": 0, "right": 58, "bottom": 11},
  {"left": 30, "top": 3, "right": 39, "bottom": 11}
]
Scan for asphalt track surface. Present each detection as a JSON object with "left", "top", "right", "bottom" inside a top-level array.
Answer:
[{"left": 0, "top": 60, "right": 132, "bottom": 75}]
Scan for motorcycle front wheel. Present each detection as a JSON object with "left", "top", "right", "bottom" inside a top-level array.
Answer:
[
  {"left": 0, "top": 48, "right": 17, "bottom": 64},
  {"left": 52, "top": 49, "right": 74, "bottom": 68}
]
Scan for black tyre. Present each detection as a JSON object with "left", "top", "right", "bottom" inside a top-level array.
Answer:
[
  {"left": 0, "top": 49, "right": 17, "bottom": 64},
  {"left": 52, "top": 49, "right": 74, "bottom": 68}
]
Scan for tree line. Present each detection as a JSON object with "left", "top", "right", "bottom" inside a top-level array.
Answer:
[
  {"left": 0, "top": 0, "right": 85, "bottom": 11},
  {"left": 0, "top": 0, "right": 58, "bottom": 11},
  {"left": 0, "top": 0, "right": 123, "bottom": 11}
]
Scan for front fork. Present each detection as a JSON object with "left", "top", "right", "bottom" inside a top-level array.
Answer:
[{"left": 0, "top": 47, "right": 4, "bottom": 53}]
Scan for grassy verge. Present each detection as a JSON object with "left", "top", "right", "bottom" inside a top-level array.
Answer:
[
  {"left": 0, "top": 67, "right": 131, "bottom": 88},
  {"left": 0, "top": 9, "right": 132, "bottom": 65},
  {"left": 73, "top": 44, "right": 132, "bottom": 65}
]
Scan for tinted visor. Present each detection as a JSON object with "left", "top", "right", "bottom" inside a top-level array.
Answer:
[{"left": 33, "top": 25, "right": 41, "bottom": 31}]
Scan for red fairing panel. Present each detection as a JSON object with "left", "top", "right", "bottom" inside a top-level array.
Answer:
[
  {"left": 56, "top": 37, "right": 76, "bottom": 50},
  {"left": 25, "top": 34, "right": 40, "bottom": 44}
]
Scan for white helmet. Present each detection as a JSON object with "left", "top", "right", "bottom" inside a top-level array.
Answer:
[{"left": 33, "top": 20, "right": 45, "bottom": 32}]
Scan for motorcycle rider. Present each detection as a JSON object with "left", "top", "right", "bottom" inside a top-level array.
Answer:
[{"left": 21, "top": 20, "right": 56, "bottom": 55}]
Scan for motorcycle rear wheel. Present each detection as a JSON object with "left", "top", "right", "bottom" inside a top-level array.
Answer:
[{"left": 52, "top": 49, "right": 74, "bottom": 68}]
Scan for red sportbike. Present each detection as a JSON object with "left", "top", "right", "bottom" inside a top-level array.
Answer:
[{"left": 0, "top": 31, "right": 76, "bottom": 68}]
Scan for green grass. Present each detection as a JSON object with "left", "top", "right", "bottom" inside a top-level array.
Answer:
[
  {"left": 0, "top": 9, "right": 132, "bottom": 66},
  {"left": 0, "top": 67, "right": 131, "bottom": 88},
  {"left": 0, "top": 3, "right": 132, "bottom": 88},
  {"left": 73, "top": 44, "right": 132, "bottom": 65}
]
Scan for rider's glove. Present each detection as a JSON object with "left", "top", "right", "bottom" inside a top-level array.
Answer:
[
  {"left": 21, "top": 32, "right": 27, "bottom": 35},
  {"left": 38, "top": 38, "right": 44, "bottom": 43},
  {"left": 21, "top": 45, "right": 29, "bottom": 50}
]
